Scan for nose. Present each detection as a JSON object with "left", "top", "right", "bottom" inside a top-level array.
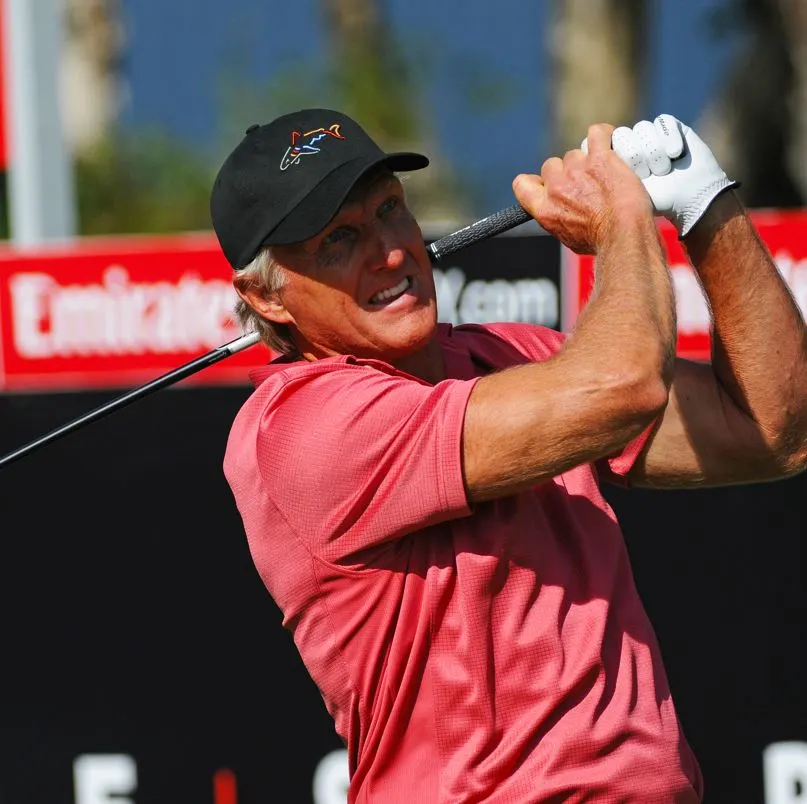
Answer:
[
  {"left": 366, "top": 224, "right": 407, "bottom": 272},
  {"left": 381, "top": 246, "right": 406, "bottom": 271}
]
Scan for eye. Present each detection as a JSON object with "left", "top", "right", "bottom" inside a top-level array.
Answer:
[
  {"left": 377, "top": 196, "right": 400, "bottom": 217},
  {"left": 321, "top": 226, "right": 354, "bottom": 247}
]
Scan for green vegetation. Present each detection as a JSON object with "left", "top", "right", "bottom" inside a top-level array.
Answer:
[
  {"left": 2, "top": 0, "right": 518, "bottom": 239},
  {"left": 74, "top": 129, "right": 215, "bottom": 236}
]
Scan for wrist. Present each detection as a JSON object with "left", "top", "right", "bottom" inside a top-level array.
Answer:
[
  {"left": 599, "top": 207, "right": 659, "bottom": 253},
  {"left": 681, "top": 189, "right": 744, "bottom": 255},
  {"left": 596, "top": 199, "right": 656, "bottom": 252},
  {"left": 677, "top": 179, "right": 739, "bottom": 238}
]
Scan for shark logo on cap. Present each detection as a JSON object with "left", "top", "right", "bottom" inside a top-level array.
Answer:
[{"left": 280, "top": 124, "right": 346, "bottom": 170}]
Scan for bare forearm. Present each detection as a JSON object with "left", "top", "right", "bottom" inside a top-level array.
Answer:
[
  {"left": 464, "top": 130, "right": 680, "bottom": 502},
  {"left": 465, "top": 216, "right": 675, "bottom": 501},
  {"left": 572, "top": 216, "right": 677, "bottom": 387},
  {"left": 685, "top": 192, "right": 807, "bottom": 466}
]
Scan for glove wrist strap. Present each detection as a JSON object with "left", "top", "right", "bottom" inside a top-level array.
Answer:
[{"left": 678, "top": 178, "right": 738, "bottom": 238}]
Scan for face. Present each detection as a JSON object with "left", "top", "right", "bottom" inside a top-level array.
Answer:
[{"left": 239, "top": 170, "right": 439, "bottom": 369}]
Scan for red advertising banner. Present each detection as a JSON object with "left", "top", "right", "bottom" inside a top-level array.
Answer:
[
  {"left": 0, "top": 233, "right": 271, "bottom": 391},
  {"left": 562, "top": 209, "right": 807, "bottom": 361},
  {"left": 4, "top": 210, "right": 807, "bottom": 392}
]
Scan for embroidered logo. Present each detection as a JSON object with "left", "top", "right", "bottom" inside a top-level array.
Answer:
[{"left": 279, "top": 124, "right": 346, "bottom": 170}]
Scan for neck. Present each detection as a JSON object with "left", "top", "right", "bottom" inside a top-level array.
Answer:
[
  {"left": 390, "top": 337, "right": 446, "bottom": 385},
  {"left": 297, "top": 335, "right": 446, "bottom": 385}
]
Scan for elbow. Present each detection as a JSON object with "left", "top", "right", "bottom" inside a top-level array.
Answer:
[
  {"left": 789, "top": 448, "right": 807, "bottom": 476},
  {"left": 759, "top": 406, "right": 807, "bottom": 477},
  {"left": 766, "top": 367, "right": 807, "bottom": 476},
  {"left": 772, "top": 427, "right": 807, "bottom": 477},
  {"left": 630, "top": 374, "right": 670, "bottom": 427},
  {"left": 603, "top": 367, "right": 670, "bottom": 431},
  {"left": 610, "top": 344, "right": 673, "bottom": 423}
]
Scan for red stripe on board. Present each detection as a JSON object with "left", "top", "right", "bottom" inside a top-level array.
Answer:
[{"left": 213, "top": 768, "right": 237, "bottom": 804}]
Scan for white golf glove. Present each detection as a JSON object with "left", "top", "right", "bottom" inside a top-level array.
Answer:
[{"left": 583, "top": 114, "right": 737, "bottom": 237}]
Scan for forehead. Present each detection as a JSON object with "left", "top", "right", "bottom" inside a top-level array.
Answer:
[
  {"left": 274, "top": 168, "right": 402, "bottom": 261},
  {"left": 340, "top": 166, "right": 399, "bottom": 208}
]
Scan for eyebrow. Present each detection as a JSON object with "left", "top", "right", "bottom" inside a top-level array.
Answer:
[
  {"left": 352, "top": 168, "right": 396, "bottom": 197},
  {"left": 334, "top": 174, "right": 398, "bottom": 220}
]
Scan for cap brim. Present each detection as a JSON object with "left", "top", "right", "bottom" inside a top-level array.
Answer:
[{"left": 260, "top": 152, "right": 429, "bottom": 247}]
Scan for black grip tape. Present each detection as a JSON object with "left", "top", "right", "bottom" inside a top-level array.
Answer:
[{"left": 428, "top": 205, "right": 532, "bottom": 263}]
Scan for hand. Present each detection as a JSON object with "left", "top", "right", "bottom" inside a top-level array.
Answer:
[
  {"left": 514, "top": 123, "right": 654, "bottom": 255},
  {"left": 584, "top": 114, "right": 737, "bottom": 237}
]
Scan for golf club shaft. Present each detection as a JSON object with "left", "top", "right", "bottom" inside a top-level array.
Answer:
[
  {"left": 0, "top": 332, "right": 261, "bottom": 469},
  {"left": 0, "top": 204, "right": 532, "bottom": 469}
]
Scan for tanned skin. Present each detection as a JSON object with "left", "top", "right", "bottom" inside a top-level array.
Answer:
[
  {"left": 617, "top": 192, "right": 807, "bottom": 488},
  {"left": 463, "top": 125, "right": 677, "bottom": 502},
  {"left": 235, "top": 126, "right": 807, "bottom": 504}
]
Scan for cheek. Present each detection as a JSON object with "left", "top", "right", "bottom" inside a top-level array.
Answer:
[
  {"left": 305, "top": 287, "right": 368, "bottom": 344},
  {"left": 404, "top": 228, "right": 433, "bottom": 271},
  {"left": 398, "top": 213, "right": 425, "bottom": 247}
]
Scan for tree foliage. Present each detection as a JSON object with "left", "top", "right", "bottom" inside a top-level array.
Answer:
[
  {"left": 74, "top": 129, "right": 215, "bottom": 236},
  {"left": 68, "top": 0, "right": 480, "bottom": 238},
  {"left": 701, "top": 0, "right": 806, "bottom": 207},
  {"left": 549, "top": 0, "right": 647, "bottom": 153}
]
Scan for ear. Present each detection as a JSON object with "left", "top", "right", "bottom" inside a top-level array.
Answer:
[{"left": 232, "top": 273, "right": 296, "bottom": 327}]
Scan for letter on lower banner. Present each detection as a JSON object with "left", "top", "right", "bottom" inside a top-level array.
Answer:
[
  {"left": 764, "top": 742, "right": 807, "bottom": 804},
  {"left": 74, "top": 754, "right": 137, "bottom": 804}
]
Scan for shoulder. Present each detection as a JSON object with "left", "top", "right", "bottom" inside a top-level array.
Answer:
[
  {"left": 234, "top": 357, "right": 410, "bottom": 430},
  {"left": 223, "top": 353, "right": 475, "bottom": 548},
  {"left": 224, "top": 358, "right": 409, "bottom": 483},
  {"left": 229, "top": 353, "right": 469, "bottom": 452}
]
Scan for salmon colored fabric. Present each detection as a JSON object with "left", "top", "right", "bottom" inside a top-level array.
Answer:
[{"left": 224, "top": 323, "right": 703, "bottom": 803}]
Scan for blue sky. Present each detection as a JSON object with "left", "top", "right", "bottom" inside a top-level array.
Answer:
[{"left": 118, "top": 0, "right": 742, "bottom": 213}]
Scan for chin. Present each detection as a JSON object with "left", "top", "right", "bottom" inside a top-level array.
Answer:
[
  {"left": 357, "top": 329, "right": 430, "bottom": 367},
  {"left": 386, "top": 312, "right": 437, "bottom": 355}
]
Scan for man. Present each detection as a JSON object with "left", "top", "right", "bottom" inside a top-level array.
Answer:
[{"left": 210, "top": 108, "right": 807, "bottom": 802}]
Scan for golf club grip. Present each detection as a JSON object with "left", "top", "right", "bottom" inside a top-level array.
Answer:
[{"left": 428, "top": 204, "right": 532, "bottom": 262}]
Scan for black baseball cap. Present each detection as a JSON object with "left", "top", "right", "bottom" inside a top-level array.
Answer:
[{"left": 210, "top": 108, "right": 430, "bottom": 270}]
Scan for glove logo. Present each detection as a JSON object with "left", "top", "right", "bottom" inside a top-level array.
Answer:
[{"left": 279, "top": 124, "right": 346, "bottom": 171}]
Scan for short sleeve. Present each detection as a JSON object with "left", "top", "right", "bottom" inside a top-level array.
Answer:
[
  {"left": 254, "top": 363, "right": 478, "bottom": 562},
  {"left": 597, "top": 420, "right": 659, "bottom": 486}
]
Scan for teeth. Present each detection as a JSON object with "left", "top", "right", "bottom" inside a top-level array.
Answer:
[{"left": 371, "top": 277, "right": 410, "bottom": 304}]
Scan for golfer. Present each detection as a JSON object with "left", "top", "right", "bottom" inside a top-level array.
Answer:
[{"left": 210, "top": 108, "right": 807, "bottom": 802}]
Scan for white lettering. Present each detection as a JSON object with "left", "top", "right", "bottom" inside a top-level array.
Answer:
[
  {"left": 73, "top": 754, "right": 137, "bottom": 804},
  {"left": 776, "top": 252, "right": 807, "bottom": 320},
  {"left": 764, "top": 742, "right": 807, "bottom": 803},
  {"left": 8, "top": 272, "right": 56, "bottom": 358},
  {"left": 433, "top": 267, "right": 559, "bottom": 328},
  {"left": 514, "top": 278, "right": 559, "bottom": 326},
  {"left": 671, "top": 264, "right": 710, "bottom": 335},
  {"left": 8, "top": 267, "right": 239, "bottom": 360},
  {"left": 461, "top": 278, "right": 519, "bottom": 323},
  {"left": 312, "top": 749, "right": 349, "bottom": 804},
  {"left": 664, "top": 251, "right": 807, "bottom": 339},
  {"left": 434, "top": 267, "right": 465, "bottom": 325}
]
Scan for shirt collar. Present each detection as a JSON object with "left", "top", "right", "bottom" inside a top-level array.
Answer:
[{"left": 247, "top": 323, "right": 482, "bottom": 388}]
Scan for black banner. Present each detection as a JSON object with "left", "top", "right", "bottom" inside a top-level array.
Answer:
[
  {"left": 429, "top": 230, "right": 562, "bottom": 331},
  {"left": 0, "top": 233, "right": 805, "bottom": 803}
]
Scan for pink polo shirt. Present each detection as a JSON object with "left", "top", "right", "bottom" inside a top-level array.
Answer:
[{"left": 223, "top": 322, "right": 703, "bottom": 803}]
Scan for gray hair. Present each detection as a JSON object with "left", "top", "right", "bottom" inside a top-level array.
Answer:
[{"left": 234, "top": 246, "right": 297, "bottom": 355}]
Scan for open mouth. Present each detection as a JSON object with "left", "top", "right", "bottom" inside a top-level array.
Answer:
[{"left": 369, "top": 276, "right": 412, "bottom": 305}]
